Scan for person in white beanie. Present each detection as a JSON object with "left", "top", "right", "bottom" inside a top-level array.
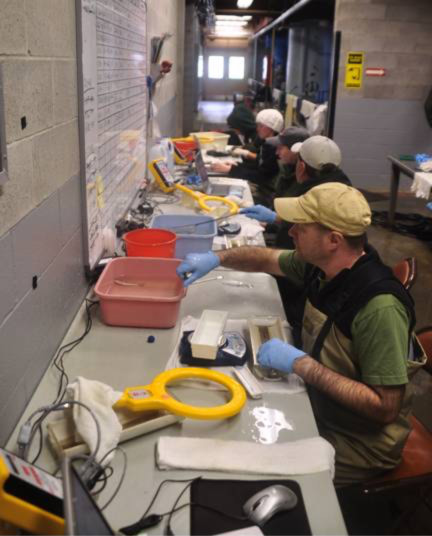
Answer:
[{"left": 211, "top": 108, "right": 284, "bottom": 190}]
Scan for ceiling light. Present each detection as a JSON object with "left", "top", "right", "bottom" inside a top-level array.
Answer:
[
  {"left": 215, "top": 20, "right": 248, "bottom": 27},
  {"left": 216, "top": 15, "right": 252, "bottom": 21},
  {"left": 214, "top": 27, "right": 250, "bottom": 37},
  {"left": 237, "top": 0, "right": 254, "bottom": 8}
]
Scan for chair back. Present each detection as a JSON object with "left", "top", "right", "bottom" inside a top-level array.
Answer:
[
  {"left": 416, "top": 326, "right": 432, "bottom": 374},
  {"left": 392, "top": 257, "right": 417, "bottom": 290}
]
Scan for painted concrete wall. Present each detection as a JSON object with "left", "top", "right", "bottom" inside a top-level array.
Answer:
[
  {"left": 0, "top": 0, "right": 186, "bottom": 444},
  {"left": 0, "top": 0, "right": 86, "bottom": 444},
  {"left": 147, "top": 0, "right": 185, "bottom": 138},
  {"left": 333, "top": 0, "right": 432, "bottom": 190},
  {"left": 183, "top": 2, "right": 201, "bottom": 135}
]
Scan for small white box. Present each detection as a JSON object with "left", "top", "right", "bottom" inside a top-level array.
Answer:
[{"left": 191, "top": 310, "right": 228, "bottom": 360}]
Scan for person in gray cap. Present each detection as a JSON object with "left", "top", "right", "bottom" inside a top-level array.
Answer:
[
  {"left": 241, "top": 136, "right": 351, "bottom": 238},
  {"left": 266, "top": 126, "right": 310, "bottom": 199}
]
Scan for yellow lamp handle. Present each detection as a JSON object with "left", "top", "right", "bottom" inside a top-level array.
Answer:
[
  {"left": 174, "top": 184, "right": 238, "bottom": 215},
  {"left": 197, "top": 194, "right": 238, "bottom": 215},
  {"left": 114, "top": 367, "right": 246, "bottom": 420}
]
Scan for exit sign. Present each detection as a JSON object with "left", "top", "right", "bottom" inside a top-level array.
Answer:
[{"left": 365, "top": 68, "right": 386, "bottom": 77}]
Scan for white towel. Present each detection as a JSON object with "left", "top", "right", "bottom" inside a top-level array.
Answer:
[
  {"left": 411, "top": 172, "right": 432, "bottom": 199},
  {"left": 156, "top": 436, "right": 335, "bottom": 479},
  {"left": 67, "top": 376, "right": 123, "bottom": 464},
  {"left": 300, "top": 99, "right": 317, "bottom": 120}
]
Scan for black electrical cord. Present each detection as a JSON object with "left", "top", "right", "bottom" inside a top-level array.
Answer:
[
  {"left": 165, "top": 478, "right": 200, "bottom": 535},
  {"left": 52, "top": 299, "right": 99, "bottom": 405},
  {"left": 27, "top": 299, "right": 98, "bottom": 465},
  {"left": 119, "top": 478, "right": 199, "bottom": 535}
]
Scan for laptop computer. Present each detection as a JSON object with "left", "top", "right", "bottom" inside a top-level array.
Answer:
[
  {"left": 193, "top": 141, "right": 244, "bottom": 199},
  {"left": 62, "top": 457, "right": 114, "bottom": 535}
]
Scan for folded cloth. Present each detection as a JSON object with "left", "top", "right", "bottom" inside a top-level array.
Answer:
[
  {"left": 411, "top": 172, "right": 432, "bottom": 199},
  {"left": 67, "top": 376, "right": 123, "bottom": 464},
  {"left": 300, "top": 99, "right": 317, "bottom": 120},
  {"left": 156, "top": 436, "right": 335, "bottom": 479}
]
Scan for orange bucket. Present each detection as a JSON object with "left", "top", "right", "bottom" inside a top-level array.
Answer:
[
  {"left": 172, "top": 137, "right": 198, "bottom": 161},
  {"left": 124, "top": 229, "right": 177, "bottom": 258}
]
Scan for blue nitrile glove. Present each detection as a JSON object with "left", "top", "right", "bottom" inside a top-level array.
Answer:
[
  {"left": 176, "top": 251, "right": 220, "bottom": 287},
  {"left": 257, "top": 338, "right": 306, "bottom": 374},
  {"left": 240, "top": 205, "right": 277, "bottom": 224},
  {"left": 186, "top": 174, "right": 202, "bottom": 186},
  {"left": 427, "top": 202, "right": 432, "bottom": 212}
]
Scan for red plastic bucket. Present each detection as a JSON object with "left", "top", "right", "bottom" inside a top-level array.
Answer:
[
  {"left": 124, "top": 229, "right": 177, "bottom": 258},
  {"left": 172, "top": 138, "right": 198, "bottom": 161}
]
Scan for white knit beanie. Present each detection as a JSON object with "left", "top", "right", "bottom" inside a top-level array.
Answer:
[{"left": 255, "top": 109, "right": 284, "bottom": 133}]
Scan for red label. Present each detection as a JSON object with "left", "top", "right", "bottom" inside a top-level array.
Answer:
[{"left": 365, "top": 68, "right": 386, "bottom": 76}]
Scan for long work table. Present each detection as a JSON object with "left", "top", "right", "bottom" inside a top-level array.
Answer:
[{"left": 6, "top": 176, "right": 346, "bottom": 535}]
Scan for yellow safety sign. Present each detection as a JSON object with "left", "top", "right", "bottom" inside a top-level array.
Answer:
[{"left": 345, "top": 52, "right": 364, "bottom": 89}]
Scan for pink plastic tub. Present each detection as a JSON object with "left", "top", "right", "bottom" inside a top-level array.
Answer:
[{"left": 94, "top": 257, "right": 187, "bottom": 328}]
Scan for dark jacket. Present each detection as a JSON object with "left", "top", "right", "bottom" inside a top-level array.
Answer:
[
  {"left": 229, "top": 138, "right": 279, "bottom": 193},
  {"left": 226, "top": 102, "right": 256, "bottom": 140}
]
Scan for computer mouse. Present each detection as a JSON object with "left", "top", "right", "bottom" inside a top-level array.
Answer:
[{"left": 243, "top": 485, "right": 298, "bottom": 526}]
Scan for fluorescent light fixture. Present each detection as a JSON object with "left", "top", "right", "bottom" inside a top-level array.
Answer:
[
  {"left": 237, "top": 0, "right": 254, "bottom": 8},
  {"left": 215, "top": 20, "right": 248, "bottom": 26},
  {"left": 216, "top": 15, "right": 252, "bottom": 21},
  {"left": 214, "top": 27, "right": 250, "bottom": 37}
]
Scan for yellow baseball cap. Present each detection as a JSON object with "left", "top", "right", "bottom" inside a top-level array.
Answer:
[{"left": 274, "top": 183, "right": 371, "bottom": 236}]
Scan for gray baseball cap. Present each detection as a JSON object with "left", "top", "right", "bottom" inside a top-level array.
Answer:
[{"left": 266, "top": 127, "right": 309, "bottom": 149}]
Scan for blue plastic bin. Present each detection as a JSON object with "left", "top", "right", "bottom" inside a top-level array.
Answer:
[{"left": 150, "top": 214, "right": 217, "bottom": 259}]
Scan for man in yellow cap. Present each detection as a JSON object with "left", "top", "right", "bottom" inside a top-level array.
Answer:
[{"left": 177, "top": 183, "right": 425, "bottom": 485}]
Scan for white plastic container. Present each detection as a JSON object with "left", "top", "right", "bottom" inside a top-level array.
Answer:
[
  {"left": 189, "top": 131, "right": 230, "bottom": 151},
  {"left": 191, "top": 310, "right": 228, "bottom": 360}
]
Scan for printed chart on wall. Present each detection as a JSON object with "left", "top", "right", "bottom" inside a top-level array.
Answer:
[{"left": 77, "top": 0, "right": 147, "bottom": 269}]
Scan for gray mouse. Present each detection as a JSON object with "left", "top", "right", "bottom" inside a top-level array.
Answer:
[{"left": 242, "top": 485, "right": 298, "bottom": 526}]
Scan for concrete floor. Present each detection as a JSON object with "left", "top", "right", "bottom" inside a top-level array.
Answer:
[{"left": 197, "top": 99, "right": 432, "bottom": 535}]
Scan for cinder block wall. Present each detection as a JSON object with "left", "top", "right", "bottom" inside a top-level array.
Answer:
[
  {"left": 147, "top": 0, "right": 185, "bottom": 137},
  {"left": 333, "top": 0, "right": 432, "bottom": 190},
  {"left": 183, "top": 2, "right": 201, "bottom": 136},
  {"left": 0, "top": 0, "right": 87, "bottom": 444}
]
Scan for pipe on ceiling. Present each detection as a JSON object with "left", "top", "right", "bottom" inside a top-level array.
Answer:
[{"left": 251, "top": 0, "right": 314, "bottom": 40}]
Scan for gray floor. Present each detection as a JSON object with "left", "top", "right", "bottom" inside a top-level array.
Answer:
[{"left": 196, "top": 99, "right": 432, "bottom": 535}]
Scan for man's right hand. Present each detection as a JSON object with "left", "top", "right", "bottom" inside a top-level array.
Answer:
[
  {"left": 240, "top": 205, "right": 277, "bottom": 223},
  {"left": 211, "top": 162, "right": 232, "bottom": 174},
  {"left": 176, "top": 251, "right": 220, "bottom": 287}
]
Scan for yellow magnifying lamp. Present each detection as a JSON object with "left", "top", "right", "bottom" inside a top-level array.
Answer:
[
  {"left": 148, "top": 158, "right": 238, "bottom": 216},
  {"left": 114, "top": 367, "right": 247, "bottom": 420}
]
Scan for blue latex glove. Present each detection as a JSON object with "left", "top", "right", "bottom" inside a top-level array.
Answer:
[
  {"left": 240, "top": 205, "right": 277, "bottom": 223},
  {"left": 257, "top": 338, "right": 306, "bottom": 374},
  {"left": 176, "top": 251, "right": 220, "bottom": 287}
]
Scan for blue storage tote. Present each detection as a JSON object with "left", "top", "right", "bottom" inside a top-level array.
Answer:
[{"left": 150, "top": 214, "right": 217, "bottom": 259}]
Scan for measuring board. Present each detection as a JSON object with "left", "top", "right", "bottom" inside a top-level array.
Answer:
[{"left": 77, "top": 0, "right": 148, "bottom": 269}]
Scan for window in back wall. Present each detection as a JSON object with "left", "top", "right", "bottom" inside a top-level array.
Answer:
[
  {"left": 228, "top": 56, "right": 245, "bottom": 80},
  {"left": 208, "top": 55, "right": 224, "bottom": 79}
]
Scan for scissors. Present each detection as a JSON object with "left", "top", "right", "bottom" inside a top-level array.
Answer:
[{"left": 114, "top": 367, "right": 246, "bottom": 420}]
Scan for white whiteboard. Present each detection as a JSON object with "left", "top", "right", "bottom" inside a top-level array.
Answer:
[{"left": 77, "top": 0, "right": 148, "bottom": 269}]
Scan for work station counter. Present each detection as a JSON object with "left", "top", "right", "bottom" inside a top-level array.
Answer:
[{"left": 6, "top": 177, "right": 346, "bottom": 535}]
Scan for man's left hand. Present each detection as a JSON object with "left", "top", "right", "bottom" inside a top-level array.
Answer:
[{"left": 257, "top": 338, "right": 306, "bottom": 374}]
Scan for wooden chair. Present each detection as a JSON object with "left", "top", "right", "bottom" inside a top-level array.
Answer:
[{"left": 392, "top": 257, "right": 417, "bottom": 290}]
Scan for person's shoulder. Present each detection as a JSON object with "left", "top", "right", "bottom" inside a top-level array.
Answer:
[{"left": 354, "top": 294, "right": 410, "bottom": 325}]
